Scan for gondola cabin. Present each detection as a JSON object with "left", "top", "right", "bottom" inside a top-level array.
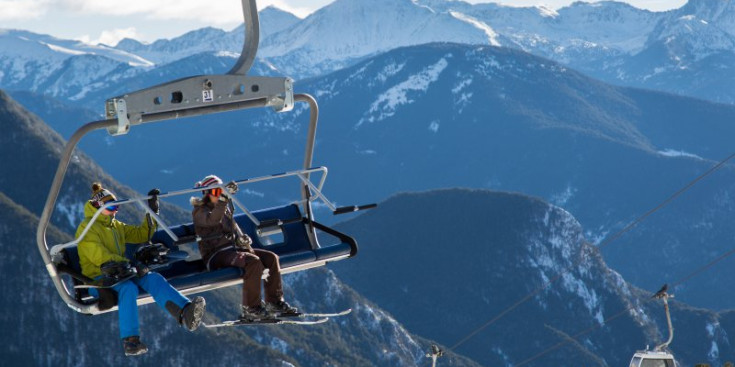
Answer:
[{"left": 629, "top": 351, "right": 677, "bottom": 367}]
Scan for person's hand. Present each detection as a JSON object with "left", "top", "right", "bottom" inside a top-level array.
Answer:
[
  {"left": 100, "top": 261, "right": 135, "bottom": 280},
  {"left": 135, "top": 243, "right": 169, "bottom": 265},
  {"left": 225, "top": 181, "right": 238, "bottom": 195},
  {"left": 133, "top": 261, "right": 150, "bottom": 278},
  {"left": 147, "top": 188, "right": 160, "bottom": 214},
  {"left": 235, "top": 235, "right": 253, "bottom": 252}
]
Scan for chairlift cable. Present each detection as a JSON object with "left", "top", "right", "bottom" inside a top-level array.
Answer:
[
  {"left": 435, "top": 151, "right": 735, "bottom": 360},
  {"left": 513, "top": 242, "right": 735, "bottom": 366},
  {"left": 596, "top": 151, "right": 735, "bottom": 251}
]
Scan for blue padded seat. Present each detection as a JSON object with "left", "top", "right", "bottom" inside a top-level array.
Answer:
[
  {"left": 149, "top": 204, "right": 320, "bottom": 292},
  {"left": 60, "top": 204, "right": 355, "bottom": 302}
]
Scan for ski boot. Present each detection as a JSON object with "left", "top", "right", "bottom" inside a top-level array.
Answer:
[
  {"left": 240, "top": 303, "right": 271, "bottom": 321},
  {"left": 266, "top": 300, "right": 300, "bottom": 317},
  {"left": 180, "top": 296, "right": 206, "bottom": 331},
  {"left": 122, "top": 336, "right": 148, "bottom": 356}
]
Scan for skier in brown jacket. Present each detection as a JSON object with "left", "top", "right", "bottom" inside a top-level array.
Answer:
[{"left": 191, "top": 174, "right": 298, "bottom": 320}]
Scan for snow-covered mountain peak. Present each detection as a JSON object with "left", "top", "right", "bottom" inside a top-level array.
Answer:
[
  {"left": 535, "top": 5, "right": 559, "bottom": 18},
  {"left": 260, "top": 5, "right": 301, "bottom": 19},
  {"left": 0, "top": 29, "right": 153, "bottom": 66},
  {"left": 675, "top": 0, "right": 735, "bottom": 37},
  {"left": 258, "top": 0, "right": 491, "bottom": 75},
  {"left": 646, "top": 1, "right": 735, "bottom": 59}
]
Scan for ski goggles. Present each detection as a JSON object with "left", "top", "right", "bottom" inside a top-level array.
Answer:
[
  {"left": 203, "top": 187, "right": 223, "bottom": 197},
  {"left": 104, "top": 203, "right": 119, "bottom": 212}
]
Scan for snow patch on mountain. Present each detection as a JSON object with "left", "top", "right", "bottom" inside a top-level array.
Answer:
[
  {"left": 562, "top": 271, "right": 604, "bottom": 324},
  {"left": 550, "top": 185, "right": 577, "bottom": 206},
  {"left": 526, "top": 204, "right": 608, "bottom": 323},
  {"left": 357, "top": 56, "right": 449, "bottom": 127},
  {"left": 449, "top": 11, "right": 501, "bottom": 46},
  {"left": 55, "top": 196, "right": 84, "bottom": 230},
  {"left": 451, "top": 73, "right": 474, "bottom": 113},
  {"left": 374, "top": 62, "right": 406, "bottom": 85},
  {"left": 43, "top": 43, "right": 87, "bottom": 56}
]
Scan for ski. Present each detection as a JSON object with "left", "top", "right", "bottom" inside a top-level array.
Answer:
[
  {"left": 204, "top": 317, "right": 329, "bottom": 328},
  {"left": 275, "top": 308, "right": 352, "bottom": 319}
]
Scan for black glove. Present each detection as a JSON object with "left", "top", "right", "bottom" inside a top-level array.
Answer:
[
  {"left": 135, "top": 243, "right": 168, "bottom": 265},
  {"left": 225, "top": 181, "right": 239, "bottom": 195},
  {"left": 100, "top": 261, "right": 135, "bottom": 279},
  {"left": 147, "top": 188, "right": 160, "bottom": 214},
  {"left": 132, "top": 260, "right": 150, "bottom": 278}
]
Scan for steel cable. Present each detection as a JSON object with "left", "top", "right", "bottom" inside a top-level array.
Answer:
[{"left": 423, "top": 151, "right": 735, "bottom": 365}]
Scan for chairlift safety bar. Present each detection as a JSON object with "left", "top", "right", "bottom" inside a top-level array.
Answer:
[{"left": 47, "top": 166, "right": 331, "bottom": 263}]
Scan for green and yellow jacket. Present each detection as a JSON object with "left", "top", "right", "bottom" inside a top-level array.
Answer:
[{"left": 75, "top": 201, "right": 156, "bottom": 278}]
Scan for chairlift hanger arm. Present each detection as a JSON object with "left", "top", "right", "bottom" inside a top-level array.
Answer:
[
  {"left": 229, "top": 0, "right": 259, "bottom": 76},
  {"left": 104, "top": 0, "right": 291, "bottom": 136}
]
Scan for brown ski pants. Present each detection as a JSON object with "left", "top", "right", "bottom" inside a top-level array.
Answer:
[{"left": 209, "top": 248, "right": 284, "bottom": 307}]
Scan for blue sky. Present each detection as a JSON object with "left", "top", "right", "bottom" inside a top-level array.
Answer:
[{"left": 2, "top": 0, "right": 688, "bottom": 45}]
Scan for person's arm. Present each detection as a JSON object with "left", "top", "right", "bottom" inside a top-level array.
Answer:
[
  {"left": 121, "top": 215, "right": 157, "bottom": 244},
  {"left": 193, "top": 200, "right": 228, "bottom": 227},
  {"left": 78, "top": 230, "right": 128, "bottom": 266},
  {"left": 123, "top": 188, "right": 162, "bottom": 244}
]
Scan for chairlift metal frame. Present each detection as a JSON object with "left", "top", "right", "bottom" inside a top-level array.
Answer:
[{"left": 35, "top": 0, "right": 369, "bottom": 315}]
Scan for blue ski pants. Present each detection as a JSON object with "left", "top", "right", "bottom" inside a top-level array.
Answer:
[{"left": 91, "top": 272, "right": 190, "bottom": 339}]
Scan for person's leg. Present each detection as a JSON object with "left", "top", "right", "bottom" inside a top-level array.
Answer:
[
  {"left": 135, "top": 272, "right": 205, "bottom": 331},
  {"left": 112, "top": 280, "right": 140, "bottom": 339},
  {"left": 135, "top": 272, "right": 189, "bottom": 313},
  {"left": 211, "top": 250, "right": 264, "bottom": 307},
  {"left": 253, "top": 249, "right": 284, "bottom": 304}
]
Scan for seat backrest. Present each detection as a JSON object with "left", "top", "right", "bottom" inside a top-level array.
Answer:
[
  {"left": 61, "top": 246, "right": 83, "bottom": 275},
  {"left": 151, "top": 204, "right": 314, "bottom": 256},
  {"left": 237, "top": 204, "right": 314, "bottom": 255},
  {"left": 150, "top": 222, "right": 198, "bottom": 249}
]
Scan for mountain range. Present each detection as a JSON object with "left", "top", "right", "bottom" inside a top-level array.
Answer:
[
  {"left": 7, "top": 1, "right": 735, "bottom": 105},
  {"left": 30, "top": 41, "right": 735, "bottom": 312},
  {"left": 5, "top": 1, "right": 735, "bottom": 365},
  {"left": 0, "top": 89, "right": 482, "bottom": 366},
  {"left": 331, "top": 188, "right": 735, "bottom": 366},
  {"left": 6, "top": 81, "right": 735, "bottom": 364}
]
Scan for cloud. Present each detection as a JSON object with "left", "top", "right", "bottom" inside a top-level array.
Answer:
[
  {"left": 57, "top": 0, "right": 325, "bottom": 22},
  {"left": 0, "top": 0, "right": 325, "bottom": 24},
  {"left": 0, "top": 0, "right": 53, "bottom": 20},
  {"left": 263, "top": 0, "right": 320, "bottom": 18},
  {"left": 76, "top": 27, "right": 139, "bottom": 46},
  {"left": 61, "top": 0, "right": 244, "bottom": 25}
]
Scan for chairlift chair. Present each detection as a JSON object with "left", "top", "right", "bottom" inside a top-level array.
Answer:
[
  {"left": 35, "top": 0, "right": 374, "bottom": 315},
  {"left": 629, "top": 285, "right": 678, "bottom": 367}
]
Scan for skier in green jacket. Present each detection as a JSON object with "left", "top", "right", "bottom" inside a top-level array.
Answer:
[{"left": 75, "top": 182, "right": 206, "bottom": 356}]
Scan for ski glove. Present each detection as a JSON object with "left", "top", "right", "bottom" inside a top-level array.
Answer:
[
  {"left": 135, "top": 243, "right": 168, "bottom": 265},
  {"left": 100, "top": 261, "right": 135, "bottom": 279},
  {"left": 235, "top": 234, "right": 254, "bottom": 252},
  {"left": 132, "top": 260, "right": 150, "bottom": 278},
  {"left": 225, "top": 181, "right": 239, "bottom": 195},
  {"left": 147, "top": 188, "right": 160, "bottom": 214}
]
